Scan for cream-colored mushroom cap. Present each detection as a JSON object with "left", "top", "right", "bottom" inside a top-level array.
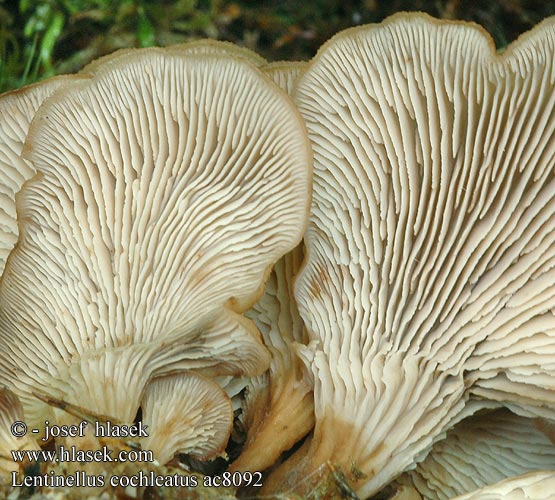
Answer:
[
  {"left": 141, "top": 373, "right": 233, "bottom": 464},
  {"left": 167, "top": 39, "right": 267, "bottom": 65},
  {"left": 0, "top": 75, "right": 86, "bottom": 276},
  {"left": 0, "top": 49, "right": 312, "bottom": 430},
  {"left": 396, "top": 410, "right": 555, "bottom": 500},
  {"left": 266, "top": 12, "right": 555, "bottom": 499},
  {"left": 450, "top": 471, "right": 555, "bottom": 500}
]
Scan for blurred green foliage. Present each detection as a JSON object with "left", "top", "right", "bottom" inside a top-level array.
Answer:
[
  {"left": 0, "top": 0, "right": 221, "bottom": 92},
  {"left": 1, "top": 0, "right": 555, "bottom": 93}
]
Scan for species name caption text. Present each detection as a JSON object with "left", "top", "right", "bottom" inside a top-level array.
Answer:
[{"left": 9, "top": 420, "right": 263, "bottom": 489}]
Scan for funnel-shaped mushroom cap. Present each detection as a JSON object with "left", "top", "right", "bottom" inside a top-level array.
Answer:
[
  {"left": 396, "top": 410, "right": 555, "bottom": 500},
  {"left": 267, "top": 12, "right": 555, "bottom": 499},
  {"left": 0, "top": 388, "right": 39, "bottom": 480},
  {"left": 141, "top": 373, "right": 233, "bottom": 464},
  {"left": 0, "top": 50, "right": 312, "bottom": 429},
  {"left": 451, "top": 471, "right": 555, "bottom": 500},
  {"left": 0, "top": 76, "right": 85, "bottom": 276}
]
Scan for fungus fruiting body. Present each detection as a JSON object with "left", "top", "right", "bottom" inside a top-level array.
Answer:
[
  {"left": 141, "top": 372, "right": 233, "bottom": 464},
  {"left": 265, "top": 13, "right": 555, "bottom": 498},
  {"left": 0, "top": 50, "right": 312, "bottom": 435},
  {"left": 395, "top": 409, "right": 555, "bottom": 499},
  {"left": 0, "top": 75, "right": 85, "bottom": 276},
  {"left": 3, "top": 14, "right": 555, "bottom": 500},
  {"left": 450, "top": 471, "right": 555, "bottom": 500}
]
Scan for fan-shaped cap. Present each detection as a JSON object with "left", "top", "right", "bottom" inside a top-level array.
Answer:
[
  {"left": 266, "top": 12, "right": 555, "bottom": 499},
  {"left": 0, "top": 75, "right": 85, "bottom": 276},
  {"left": 451, "top": 471, "right": 555, "bottom": 500},
  {"left": 141, "top": 373, "right": 233, "bottom": 464},
  {"left": 0, "top": 49, "right": 312, "bottom": 430},
  {"left": 396, "top": 410, "right": 555, "bottom": 500},
  {"left": 0, "top": 388, "right": 39, "bottom": 480}
]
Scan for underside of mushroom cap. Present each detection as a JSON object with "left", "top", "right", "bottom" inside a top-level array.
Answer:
[
  {"left": 0, "top": 50, "right": 312, "bottom": 429},
  {"left": 265, "top": 12, "right": 555, "bottom": 499},
  {"left": 395, "top": 409, "right": 555, "bottom": 500},
  {"left": 262, "top": 61, "right": 307, "bottom": 94},
  {"left": 450, "top": 471, "right": 555, "bottom": 500},
  {"left": 0, "top": 75, "right": 86, "bottom": 277},
  {"left": 141, "top": 372, "right": 233, "bottom": 464}
]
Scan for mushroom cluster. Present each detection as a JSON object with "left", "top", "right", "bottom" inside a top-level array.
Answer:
[
  {"left": 0, "top": 41, "right": 312, "bottom": 489},
  {"left": 2, "top": 11, "right": 555, "bottom": 500}
]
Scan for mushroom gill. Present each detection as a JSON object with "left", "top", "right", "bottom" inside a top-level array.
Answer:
[
  {"left": 0, "top": 50, "right": 312, "bottom": 434},
  {"left": 140, "top": 372, "right": 233, "bottom": 464},
  {"left": 265, "top": 12, "right": 555, "bottom": 499},
  {"left": 394, "top": 409, "right": 555, "bottom": 500},
  {"left": 450, "top": 471, "right": 555, "bottom": 500},
  {"left": 0, "top": 75, "right": 85, "bottom": 276}
]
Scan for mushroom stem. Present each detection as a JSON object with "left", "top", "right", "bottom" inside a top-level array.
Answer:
[
  {"left": 230, "top": 369, "right": 313, "bottom": 473},
  {"left": 264, "top": 353, "right": 469, "bottom": 497},
  {"left": 231, "top": 243, "right": 315, "bottom": 472}
]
